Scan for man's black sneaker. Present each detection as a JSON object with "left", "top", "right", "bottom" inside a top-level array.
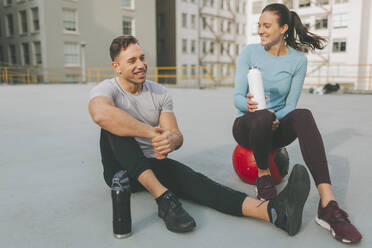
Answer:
[
  {"left": 156, "top": 190, "right": 196, "bottom": 233},
  {"left": 267, "top": 164, "right": 310, "bottom": 236}
]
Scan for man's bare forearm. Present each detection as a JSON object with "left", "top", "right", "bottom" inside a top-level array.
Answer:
[
  {"left": 170, "top": 130, "right": 183, "bottom": 150},
  {"left": 89, "top": 97, "right": 157, "bottom": 138}
]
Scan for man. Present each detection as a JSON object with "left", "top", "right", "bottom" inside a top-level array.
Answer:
[{"left": 88, "top": 35, "right": 311, "bottom": 235}]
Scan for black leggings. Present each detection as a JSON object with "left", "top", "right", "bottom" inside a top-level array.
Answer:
[
  {"left": 233, "top": 109, "right": 331, "bottom": 186},
  {"left": 99, "top": 129, "right": 247, "bottom": 216}
]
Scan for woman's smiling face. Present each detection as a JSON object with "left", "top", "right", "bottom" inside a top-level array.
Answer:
[{"left": 258, "top": 11, "right": 288, "bottom": 47}]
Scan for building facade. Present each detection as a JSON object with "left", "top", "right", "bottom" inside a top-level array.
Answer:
[
  {"left": 246, "top": 0, "right": 372, "bottom": 90},
  {"left": 157, "top": 0, "right": 247, "bottom": 87},
  {"left": 0, "top": 0, "right": 157, "bottom": 82}
]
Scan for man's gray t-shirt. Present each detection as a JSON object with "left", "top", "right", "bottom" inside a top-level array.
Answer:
[{"left": 89, "top": 78, "right": 174, "bottom": 158}]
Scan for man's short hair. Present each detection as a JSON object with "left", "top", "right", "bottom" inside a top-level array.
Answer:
[{"left": 109, "top": 35, "right": 139, "bottom": 61}]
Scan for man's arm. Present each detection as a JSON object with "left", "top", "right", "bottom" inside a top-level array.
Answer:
[
  {"left": 151, "top": 112, "right": 183, "bottom": 158},
  {"left": 89, "top": 96, "right": 158, "bottom": 138}
]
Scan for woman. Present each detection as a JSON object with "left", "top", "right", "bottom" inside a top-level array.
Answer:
[{"left": 233, "top": 3, "right": 361, "bottom": 244}]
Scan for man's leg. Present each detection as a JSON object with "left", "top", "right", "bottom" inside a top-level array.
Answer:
[
  {"left": 101, "top": 129, "right": 166, "bottom": 197},
  {"left": 100, "top": 129, "right": 196, "bottom": 232},
  {"left": 150, "top": 158, "right": 311, "bottom": 236}
]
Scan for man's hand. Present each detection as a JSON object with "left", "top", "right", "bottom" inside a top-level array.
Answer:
[{"left": 151, "top": 127, "right": 179, "bottom": 160}]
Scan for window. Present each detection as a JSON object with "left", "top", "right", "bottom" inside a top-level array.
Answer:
[
  {"left": 242, "top": 24, "right": 246, "bottom": 35},
  {"left": 225, "top": 0, "right": 230, "bottom": 10},
  {"left": 0, "top": 46, "right": 4, "bottom": 65},
  {"left": 227, "top": 21, "right": 231, "bottom": 33},
  {"left": 122, "top": 17, "right": 134, "bottom": 35},
  {"left": 203, "top": 0, "right": 207, "bottom": 6},
  {"left": 242, "top": 1, "right": 246, "bottom": 14},
  {"left": 299, "top": 0, "right": 311, "bottom": 8},
  {"left": 210, "top": 41, "right": 214, "bottom": 54},
  {"left": 157, "top": 14, "right": 165, "bottom": 29},
  {"left": 62, "top": 9, "right": 77, "bottom": 32},
  {"left": 220, "top": 19, "right": 224, "bottom": 32},
  {"left": 202, "top": 40, "right": 207, "bottom": 54},
  {"left": 182, "top": 39, "right": 187, "bottom": 53},
  {"left": 226, "top": 43, "right": 230, "bottom": 55},
  {"left": 64, "top": 42, "right": 79, "bottom": 65},
  {"left": 210, "top": 17, "right": 214, "bottom": 31},
  {"left": 158, "top": 38, "right": 166, "bottom": 54},
  {"left": 210, "top": 0, "right": 214, "bottom": 7},
  {"left": 182, "top": 64, "right": 187, "bottom": 75},
  {"left": 19, "top": 10, "right": 28, "bottom": 34},
  {"left": 315, "top": 16, "right": 328, "bottom": 29},
  {"left": 191, "top": 65, "right": 196, "bottom": 75},
  {"left": 252, "top": 22, "right": 258, "bottom": 35},
  {"left": 236, "top": 23, "right": 239, "bottom": 34},
  {"left": 302, "top": 17, "right": 311, "bottom": 28},
  {"left": 252, "top": 1, "right": 262, "bottom": 14},
  {"left": 220, "top": 0, "right": 224, "bottom": 9},
  {"left": 22, "top": 43, "right": 30, "bottom": 65},
  {"left": 8, "top": 45, "right": 16, "bottom": 65},
  {"left": 332, "top": 40, "right": 346, "bottom": 52},
  {"left": 191, "top": 14, "right": 196, "bottom": 29},
  {"left": 31, "top": 7, "right": 39, "bottom": 31},
  {"left": 333, "top": 13, "right": 348, "bottom": 28},
  {"left": 122, "top": 0, "right": 134, "bottom": 9},
  {"left": 182, "top": 13, "right": 187, "bottom": 28},
  {"left": 4, "top": 0, "right": 12, "bottom": 6},
  {"left": 202, "top": 17, "right": 207, "bottom": 30},
  {"left": 283, "top": 0, "right": 293, "bottom": 9},
  {"left": 6, "top": 14, "right": 14, "bottom": 36},
  {"left": 33, "top": 41, "right": 42, "bottom": 64},
  {"left": 235, "top": 44, "right": 240, "bottom": 55},
  {"left": 316, "top": 0, "right": 329, "bottom": 5},
  {"left": 236, "top": 0, "right": 240, "bottom": 12},
  {"left": 191, "top": 40, "right": 196, "bottom": 53},
  {"left": 220, "top": 43, "right": 224, "bottom": 55}
]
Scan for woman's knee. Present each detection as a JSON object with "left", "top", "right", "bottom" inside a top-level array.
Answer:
[
  {"left": 249, "top": 110, "right": 274, "bottom": 129},
  {"left": 292, "top": 108, "right": 314, "bottom": 120}
]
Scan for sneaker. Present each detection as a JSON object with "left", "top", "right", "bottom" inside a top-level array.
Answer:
[
  {"left": 267, "top": 164, "right": 310, "bottom": 236},
  {"left": 156, "top": 190, "right": 196, "bottom": 233},
  {"left": 256, "top": 175, "right": 277, "bottom": 200},
  {"left": 316, "top": 200, "right": 362, "bottom": 243}
]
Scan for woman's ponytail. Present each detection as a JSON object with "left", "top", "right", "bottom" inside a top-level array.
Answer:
[
  {"left": 286, "top": 11, "right": 327, "bottom": 51},
  {"left": 262, "top": 3, "right": 327, "bottom": 52}
]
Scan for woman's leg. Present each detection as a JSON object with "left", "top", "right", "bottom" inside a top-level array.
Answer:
[
  {"left": 273, "top": 109, "right": 362, "bottom": 243},
  {"left": 233, "top": 109, "right": 275, "bottom": 172},
  {"left": 272, "top": 109, "right": 334, "bottom": 206},
  {"left": 232, "top": 110, "right": 279, "bottom": 200}
]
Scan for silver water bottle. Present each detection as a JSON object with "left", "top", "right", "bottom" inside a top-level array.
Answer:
[
  {"left": 247, "top": 66, "right": 267, "bottom": 110},
  {"left": 111, "top": 170, "right": 132, "bottom": 238}
]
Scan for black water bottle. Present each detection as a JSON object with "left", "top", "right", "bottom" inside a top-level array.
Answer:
[{"left": 111, "top": 170, "right": 132, "bottom": 238}]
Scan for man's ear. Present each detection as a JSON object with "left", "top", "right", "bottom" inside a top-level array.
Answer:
[{"left": 112, "top": 61, "right": 119, "bottom": 74}]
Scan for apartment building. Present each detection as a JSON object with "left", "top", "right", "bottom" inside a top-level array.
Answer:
[
  {"left": 157, "top": 0, "right": 247, "bottom": 87},
  {"left": 0, "top": 0, "right": 156, "bottom": 82},
  {"left": 246, "top": 0, "right": 372, "bottom": 90}
]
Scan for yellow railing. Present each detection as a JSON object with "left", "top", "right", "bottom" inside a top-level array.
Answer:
[{"left": 1, "top": 63, "right": 372, "bottom": 90}]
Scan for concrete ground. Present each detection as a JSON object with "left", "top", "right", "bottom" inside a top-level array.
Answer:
[{"left": 0, "top": 83, "right": 371, "bottom": 248}]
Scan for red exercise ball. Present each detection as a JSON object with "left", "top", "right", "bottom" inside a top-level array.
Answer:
[{"left": 232, "top": 145, "right": 289, "bottom": 185}]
